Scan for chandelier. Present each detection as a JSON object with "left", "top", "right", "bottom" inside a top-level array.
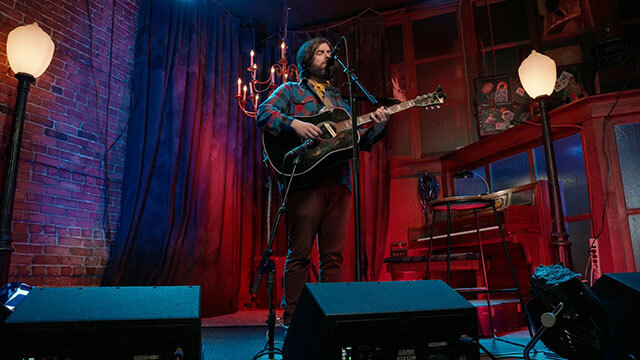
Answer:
[{"left": 236, "top": 8, "right": 299, "bottom": 118}]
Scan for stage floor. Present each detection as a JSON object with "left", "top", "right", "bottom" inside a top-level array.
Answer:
[{"left": 201, "top": 310, "right": 564, "bottom": 360}]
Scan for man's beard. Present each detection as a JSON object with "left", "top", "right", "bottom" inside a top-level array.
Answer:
[{"left": 307, "top": 62, "right": 335, "bottom": 81}]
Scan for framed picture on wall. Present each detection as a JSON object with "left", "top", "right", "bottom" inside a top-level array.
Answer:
[{"left": 474, "top": 73, "right": 532, "bottom": 137}]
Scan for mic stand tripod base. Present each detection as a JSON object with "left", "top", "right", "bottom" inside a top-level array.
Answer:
[{"left": 253, "top": 259, "right": 282, "bottom": 360}]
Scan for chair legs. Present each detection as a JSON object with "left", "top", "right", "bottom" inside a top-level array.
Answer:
[
  {"left": 491, "top": 202, "right": 533, "bottom": 337},
  {"left": 425, "top": 200, "right": 533, "bottom": 339},
  {"left": 425, "top": 210, "right": 436, "bottom": 279}
]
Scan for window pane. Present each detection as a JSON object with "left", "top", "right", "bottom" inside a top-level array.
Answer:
[
  {"left": 479, "top": 45, "right": 530, "bottom": 75},
  {"left": 474, "top": 0, "right": 529, "bottom": 47},
  {"left": 389, "top": 111, "right": 412, "bottom": 157},
  {"left": 386, "top": 24, "right": 404, "bottom": 64},
  {"left": 534, "top": 133, "right": 590, "bottom": 216},
  {"left": 419, "top": 104, "right": 468, "bottom": 155},
  {"left": 628, "top": 215, "right": 640, "bottom": 272},
  {"left": 614, "top": 122, "right": 640, "bottom": 209},
  {"left": 413, "top": 12, "right": 459, "bottom": 59},
  {"left": 567, "top": 219, "right": 592, "bottom": 278},
  {"left": 416, "top": 58, "right": 465, "bottom": 102},
  {"left": 455, "top": 166, "right": 489, "bottom": 196},
  {"left": 389, "top": 63, "right": 411, "bottom": 157},
  {"left": 490, "top": 152, "right": 530, "bottom": 191}
]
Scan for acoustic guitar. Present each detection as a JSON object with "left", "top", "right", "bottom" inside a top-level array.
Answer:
[{"left": 262, "top": 86, "right": 446, "bottom": 188}]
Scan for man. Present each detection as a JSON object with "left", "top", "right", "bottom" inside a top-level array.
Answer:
[{"left": 257, "top": 37, "right": 389, "bottom": 325}]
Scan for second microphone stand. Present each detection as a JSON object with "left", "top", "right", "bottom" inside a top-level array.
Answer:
[
  {"left": 251, "top": 154, "right": 301, "bottom": 360},
  {"left": 332, "top": 38, "right": 380, "bottom": 281}
]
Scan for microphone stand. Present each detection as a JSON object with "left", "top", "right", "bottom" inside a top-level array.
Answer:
[
  {"left": 252, "top": 154, "right": 301, "bottom": 360},
  {"left": 332, "top": 40, "right": 379, "bottom": 282}
]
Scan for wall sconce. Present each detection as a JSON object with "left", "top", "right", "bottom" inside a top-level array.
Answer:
[
  {"left": 518, "top": 50, "right": 573, "bottom": 269},
  {"left": 0, "top": 23, "right": 55, "bottom": 284}
]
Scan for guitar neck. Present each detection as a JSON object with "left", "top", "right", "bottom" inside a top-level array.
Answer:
[{"left": 336, "top": 99, "right": 416, "bottom": 132}]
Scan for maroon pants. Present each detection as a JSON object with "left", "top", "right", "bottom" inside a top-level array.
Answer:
[{"left": 282, "top": 176, "right": 352, "bottom": 324}]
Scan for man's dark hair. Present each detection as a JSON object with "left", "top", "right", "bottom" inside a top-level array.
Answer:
[{"left": 296, "top": 37, "right": 332, "bottom": 80}]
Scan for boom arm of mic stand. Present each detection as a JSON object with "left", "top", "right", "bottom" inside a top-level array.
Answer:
[{"left": 333, "top": 54, "right": 379, "bottom": 107}]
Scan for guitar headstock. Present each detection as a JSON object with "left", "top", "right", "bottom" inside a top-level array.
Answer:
[{"left": 413, "top": 85, "right": 447, "bottom": 110}]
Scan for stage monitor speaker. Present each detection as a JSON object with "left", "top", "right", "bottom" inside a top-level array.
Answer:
[
  {"left": 282, "top": 280, "right": 479, "bottom": 360},
  {"left": 591, "top": 272, "right": 640, "bottom": 360},
  {"left": 0, "top": 286, "right": 201, "bottom": 360}
]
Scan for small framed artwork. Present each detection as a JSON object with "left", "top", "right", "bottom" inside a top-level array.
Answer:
[{"left": 474, "top": 73, "right": 531, "bottom": 137}]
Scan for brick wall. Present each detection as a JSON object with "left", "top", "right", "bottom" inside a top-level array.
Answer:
[{"left": 0, "top": 0, "right": 139, "bottom": 286}]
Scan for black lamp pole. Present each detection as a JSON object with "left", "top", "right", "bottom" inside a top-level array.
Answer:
[
  {"left": 538, "top": 96, "right": 573, "bottom": 269},
  {"left": 0, "top": 73, "right": 34, "bottom": 284}
]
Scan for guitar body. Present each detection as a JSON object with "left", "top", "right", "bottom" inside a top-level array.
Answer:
[{"left": 262, "top": 107, "right": 360, "bottom": 189}]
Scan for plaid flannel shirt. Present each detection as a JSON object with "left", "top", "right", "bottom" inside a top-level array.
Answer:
[{"left": 257, "top": 79, "right": 383, "bottom": 190}]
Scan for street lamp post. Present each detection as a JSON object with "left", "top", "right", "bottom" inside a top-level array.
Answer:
[
  {"left": 518, "top": 50, "right": 573, "bottom": 269},
  {"left": 0, "top": 23, "right": 55, "bottom": 284}
]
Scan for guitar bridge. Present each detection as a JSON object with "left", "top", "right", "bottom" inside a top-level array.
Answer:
[{"left": 323, "top": 123, "right": 337, "bottom": 138}]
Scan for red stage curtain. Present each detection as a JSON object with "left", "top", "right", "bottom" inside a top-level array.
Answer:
[
  {"left": 102, "top": 0, "right": 265, "bottom": 317},
  {"left": 103, "top": 2, "right": 391, "bottom": 317}
]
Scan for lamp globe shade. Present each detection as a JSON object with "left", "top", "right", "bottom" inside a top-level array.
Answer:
[
  {"left": 518, "top": 50, "right": 557, "bottom": 98},
  {"left": 7, "top": 23, "right": 55, "bottom": 78}
]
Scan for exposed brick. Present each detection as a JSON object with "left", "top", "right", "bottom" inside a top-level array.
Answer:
[
  {"left": 44, "top": 225, "right": 57, "bottom": 234},
  {"left": 11, "top": 255, "right": 34, "bottom": 265},
  {"left": 45, "top": 246, "right": 71, "bottom": 256},
  {"left": 40, "top": 204, "right": 66, "bottom": 215},
  {"left": 71, "top": 247, "right": 93, "bottom": 256},
  {"left": 44, "top": 128, "right": 68, "bottom": 141},
  {"left": 33, "top": 255, "right": 59, "bottom": 265},
  {"left": 14, "top": 244, "right": 44, "bottom": 254},
  {"left": 60, "top": 266, "right": 73, "bottom": 276},
  {"left": 32, "top": 266, "right": 47, "bottom": 276},
  {"left": 59, "top": 256, "right": 84, "bottom": 266},
  {"left": 3, "top": 0, "right": 136, "bottom": 285},
  {"left": 30, "top": 235, "right": 58, "bottom": 244},
  {"left": 59, "top": 237, "right": 84, "bottom": 247},
  {"left": 15, "top": 265, "right": 31, "bottom": 276}
]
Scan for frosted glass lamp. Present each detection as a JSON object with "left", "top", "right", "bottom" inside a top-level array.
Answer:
[
  {"left": 1, "top": 23, "right": 55, "bottom": 283},
  {"left": 518, "top": 50, "right": 557, "bottom": 99},
  {"left": 7, "top": 22, "right": 55, "bottom": 78},
  {"left": 517, "top": 50, "right": 573, "bottom": 269}
]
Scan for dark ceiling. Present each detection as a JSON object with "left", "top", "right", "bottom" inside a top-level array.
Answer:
[{"left": 218, "top": 0, "right": 425, "bottom": 33}]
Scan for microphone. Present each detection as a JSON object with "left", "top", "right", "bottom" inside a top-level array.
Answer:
[
  {"left": 326, "top": 42, "right": 340, "bottom": 66},
  {"left": 284, "top": 139, "right": 315, "bottom": 158}
]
